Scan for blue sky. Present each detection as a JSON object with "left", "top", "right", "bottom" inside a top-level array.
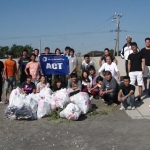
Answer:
[{"left": 0, "top": 0, "right": 150, "bottom": 54}]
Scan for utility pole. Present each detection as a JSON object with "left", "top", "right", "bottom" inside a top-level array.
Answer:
[
  {"left": 39, "top": 39, "right": 41, "bottom": 54},
  {"left": 110, "top": 13, "right": 125, "bottom": 56}
]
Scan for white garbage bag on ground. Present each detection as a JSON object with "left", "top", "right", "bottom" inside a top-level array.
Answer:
[
  {"left": 27, "top": 93, "right": 41, "bottom": 103},
  {"left": 44, "top": 94, "right": 56, "bottom": 111},
  {"left": 9, "top": 87, "right": 21, "bottom": 106},
  {"left": 39, "top": 87, "right": 53, "bottom": 96},
  {"left": 70, "top": 92, "right": 91, "bottom": 114},
  {"left": 24, "top": 95, "right": 38, "bottom": 112},
  {"left": 8, "top": 94, "right": 25, "bottom": 109},
  {"left": 37, "top": 100, "right": 51, "bottom": 119},
  {"left": 52, "top": 89, "right": 70, "bottom": 108},
  {"left": 60, "top": 103, "right": 81, "bottom": 120}
]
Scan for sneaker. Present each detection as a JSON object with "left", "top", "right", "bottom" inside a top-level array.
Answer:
[
  {"left": 120, "top": 106, "right": 125, "bottom": 110},
  {"left": 127, "top": 106, "right": 131, "bottom": 110},
  {"left": 89, "top": 96, "right": 93, "bottom": 101},
  {"left": 136, "top": 97, "right": 142, "bottom": 103},
  {"left": 0, "top": 101, "right": 3, "bottom": 104},
  {"left": 131, "top": 106, "right": 135, "bottom": 110}
]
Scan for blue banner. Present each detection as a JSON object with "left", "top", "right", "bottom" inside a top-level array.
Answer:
[{"left": 40, "top": 55, "right": 69, "bottom": 75}]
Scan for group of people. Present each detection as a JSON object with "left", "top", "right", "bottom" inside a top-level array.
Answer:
[{"left": 0, "top": 36, "right": 150, "bottom": 111}]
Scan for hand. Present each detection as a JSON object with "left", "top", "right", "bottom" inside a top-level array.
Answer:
[
  {"left": 142, "top": 70, "right": 144, "bottom": 75},
  {"left": 100, "top": 90, "right": 105, "bottom": 96},
  {"left": 121, "top": 97, "right": 126, "bottom": 101},
  {"left": 2, "top": 77, "right": 5, "bottom": 81},
  {"left": 4, "top": 76, "right": 7, "bottom": 80},
  {"left": 88, "top": 88, "right": 91, "bottom": 93},
  {"left": 16, "top": 75, "right": 19, "bottom": 80}
]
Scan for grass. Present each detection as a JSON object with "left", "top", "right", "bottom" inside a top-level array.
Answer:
[
  {"left": 88, "top": 104, "right": 117, "bottom": 117},
  {"left": 46, "top": 101, "right": 118, "bottom": 123}
]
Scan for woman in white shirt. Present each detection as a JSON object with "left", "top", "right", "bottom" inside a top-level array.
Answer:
[{"left": 36, "top": 75, "right": 50, "bottom": 93}]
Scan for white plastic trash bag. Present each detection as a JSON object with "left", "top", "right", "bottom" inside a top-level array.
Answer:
[
  {"left": 39, "top": 87, "right": 53, "bottom": 96},
  {"left": 24, "top": 96, "right": 38, "bottom": 112},
  {"left": 37, "top": 100, "right": 51, "bottom": 119},
  {"left": 60, "top": 103, "right": 81, "bottom": 120},
  {"left": 44, "top": 94, "right": 56, "bottom": 111},
  {"left": 8, "top": 94, "right": 25, "bottom": 109},
  {"left": 70, "top": 92, "right": 91, "bottom": 114},
  {"left": 52, "top": 89, "right": 70, "bottom": 108},
  {"left": 9, "top": 87, "right": 21, "bottom": 106}
]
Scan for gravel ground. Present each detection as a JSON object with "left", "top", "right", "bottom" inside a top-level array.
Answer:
[{"left": 1, "top": 99, "right": 150, "bottom": 150}]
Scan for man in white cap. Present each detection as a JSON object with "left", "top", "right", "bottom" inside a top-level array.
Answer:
[{"left": 120, "top": 36, "right": 133, "bottom": 76}]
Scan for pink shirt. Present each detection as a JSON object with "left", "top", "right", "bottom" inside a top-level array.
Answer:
[{"left": 26, "top": 61, "right": 40, "bottom": 79}]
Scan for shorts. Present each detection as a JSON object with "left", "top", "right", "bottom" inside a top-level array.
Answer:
[
  {"left": 129, "top": 71, "right": 143, "bottom": 86},
  {"left": 143, "top": 66, "right": 150, "bottom": 78},
  {"left": 4, "top": 76, "right": 16, "bottom": 91}
]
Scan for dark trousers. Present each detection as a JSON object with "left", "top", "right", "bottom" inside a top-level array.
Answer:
[
  {"left": 125, "top": 60, "right": 128, "bottom": 76},
  {"left": 0, "top": 77, "right": 2, "bottom": 101},
  {"left": 103, "top": 92, "right": 118, "bottom": 104},
  {"left": 20, "top": 73, "right": 27, "bottom": 85}
]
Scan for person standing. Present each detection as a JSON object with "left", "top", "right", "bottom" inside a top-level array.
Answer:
[
  {"left": 69, "top": 48, "right": 78, "bottom": 75},
  {"left": 64, "top": 46, "right": 71, "bottom": 59},
  {"left": 120, "top": 36, "right": 133, "bottom": 75},
  {"left": 128, "top": 42, "right": 145, "bottom": 102},
  {"left": 141, "top": 38, "right": 150, "bottom": 92},
  {"left": 18, "top": 49, "right": 30, "bottom": 85},
  {"left": 33, "top": 49, "right": 40, "bottom": 61},
  {"left": 41, "top": 47, "right": 52, "bottom": 85},
  {"left": 0, "top": 60, "right": 4, "bottom": 103},
  {"left": 3, "top": 51, "right": 18, "bottom": 104},
  {"left": 99, "top": 48, "right": 117, "bottom": 67},
  {"left": 54, "top": 48, "right": 66, "bottom": 86},
  {"left": 25, "top": 53, "right": 40, "bottom": 86},
  {"left": 81, "top": 54, "right": 94, "bottom": 72},
  {"left": 98, "top": 56, "right": 120, "bottom": 82}
]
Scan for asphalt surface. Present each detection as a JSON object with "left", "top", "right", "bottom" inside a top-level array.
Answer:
[{"left": 1, "top": 102, "right": 150, "bottom": 150}]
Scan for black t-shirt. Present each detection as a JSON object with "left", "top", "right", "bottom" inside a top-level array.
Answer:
[
  {"left": 120, "top": 84, "right": 135, "bottom": 96},
  {"left": 128, "top": 52, "right": 143, "bottom": 72},
  {"left": 21, "top": 82, "right": 36, "bottom": 95},
  {"left": 0, "top": 61, "right": 4, "bottom": 78},
  {"left": 101, "top": 54, "right": 115, "bottom": 62},
  {"left": 141, "top": 48, "right": 150, "bottom": 66}
]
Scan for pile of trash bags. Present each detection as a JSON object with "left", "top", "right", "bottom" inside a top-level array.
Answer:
[{"left": 5, "top": 87, "right": 91, "bottom": 121}]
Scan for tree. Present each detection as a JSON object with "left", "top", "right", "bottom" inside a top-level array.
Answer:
[
  {"left": 0, "top": 46, "right": 9, "bottom": 58},
  {"left": 10, "top": 44, "right": 33, "bottom": 58}
]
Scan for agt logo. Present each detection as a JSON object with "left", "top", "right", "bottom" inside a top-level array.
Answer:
[{"left": 43, "top": 57, "right": 47, "bottom": 62}]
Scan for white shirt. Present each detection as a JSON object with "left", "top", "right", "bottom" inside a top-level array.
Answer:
[{"left": 98, "top": 62, "right": 119, "bottom": 79}]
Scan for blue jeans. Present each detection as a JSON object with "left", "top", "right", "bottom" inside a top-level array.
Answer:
[{"left": 122, "top": 94, "right": 135, "bottom": 108}]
